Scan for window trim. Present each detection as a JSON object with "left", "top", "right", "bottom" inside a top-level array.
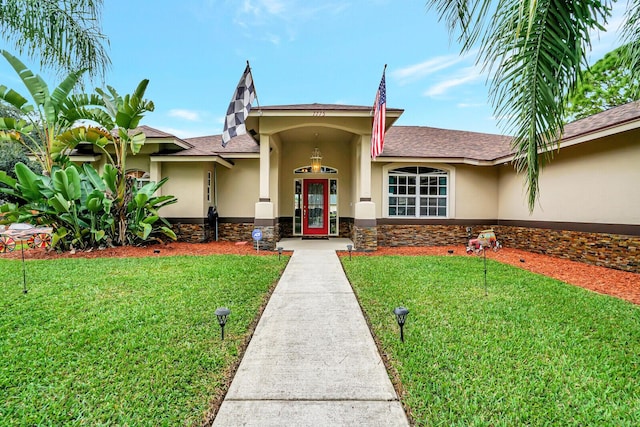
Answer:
[
  {"left": 125, "top": 169, "right": 151, "bottom": 189},
  {"left": 382, "top": 163, "right": 456, "bottom": 219}
]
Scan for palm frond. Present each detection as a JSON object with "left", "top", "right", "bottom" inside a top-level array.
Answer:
[
  {"left": 620, "top": 0, "right": 640, "bottom": 98},
  {"left": 425, "top": 0, "right": 493, "bottom": 50},
  {"left": 425, "top": 0, "right": 613, "bottom": 211},
  {"left": 0, "top": 0, "right": 110, "bottom": 81}
]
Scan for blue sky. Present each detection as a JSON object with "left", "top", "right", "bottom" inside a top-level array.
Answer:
[{"left": 0, "top": 0, "right": 626, "bottom": 139}]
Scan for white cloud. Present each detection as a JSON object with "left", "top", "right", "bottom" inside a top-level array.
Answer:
[
  {"left": 168, "top": 109, "right": 201, "bottom": 122},
  {"left": 424, "top": 66, "right": 485, "bottom": 97},
  {"left": 393, "top": 54, "right": 469, "bottom": 84},
  {"left": 234, "top": 1, "right": 349, "bottom": 43},
  {"left": 240, "top": 0, "right": 287, "bottom": 19}
]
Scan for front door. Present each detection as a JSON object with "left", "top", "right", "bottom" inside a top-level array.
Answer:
[{"left": 303, "top": 179, "right": 328, "bottom": 235}]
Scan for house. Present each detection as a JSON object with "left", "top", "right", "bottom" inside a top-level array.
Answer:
[{"left": 76, "top": 102, "right": 640, "bottom": 272}]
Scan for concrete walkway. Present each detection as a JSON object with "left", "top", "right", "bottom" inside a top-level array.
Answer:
[{"left": 213, "top": 249, "right": 409, "bottom": 426}]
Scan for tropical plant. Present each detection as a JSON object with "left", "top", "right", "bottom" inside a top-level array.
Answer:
[
  {"left": 0, "top": 0, "right": 109, "bottom": 81},
  {"left": 0, "top": 162, "right": 176, "bottom": 250},
  {"left": 425, "top": 0, "right": 639, "bottom": 211},
  {"left": 565, "top": 44, "right": 640, "bottom": 121},
  {"left": 57, "top": 79, "right": 156, "bottom": 244},
  {"left": 0, "top": 50, "right": 92, "bottom": 173}
]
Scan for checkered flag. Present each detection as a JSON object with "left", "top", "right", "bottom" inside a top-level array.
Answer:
[{"left": 222, "top": 63, "right": 256, "bottom": 147}]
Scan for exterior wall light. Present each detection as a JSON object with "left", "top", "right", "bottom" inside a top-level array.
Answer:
[
  {"left": 215, "top": 307, "right": 231, "bottom": 340},
  {"left": 393, "top": 306, "right": 410, "bottom": 342}
]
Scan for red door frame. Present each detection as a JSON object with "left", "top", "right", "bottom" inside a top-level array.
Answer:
[{"left": 303, "top": 179, "right": 329, "bottom": 235}]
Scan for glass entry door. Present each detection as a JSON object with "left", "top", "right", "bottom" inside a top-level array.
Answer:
[{"left": 303, "top": 179, "right": 328, "bottom": 235}]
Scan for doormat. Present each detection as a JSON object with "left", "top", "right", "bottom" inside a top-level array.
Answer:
[{"left": 301, "top": 236, "right": 329, "bottom": 240}]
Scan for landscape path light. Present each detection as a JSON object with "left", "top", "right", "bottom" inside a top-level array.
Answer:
[
  {"left": 277, "top": 246, "right": 283, "bottom": 260},
  {"left": 393, "top": 306, "right": 410, "bottom": 343},
  {"left": 347, "top": 244, "right": 353, "bottom": 260},
  {"left": 215, "top": 307, "right": 231, "bottom": 340}
]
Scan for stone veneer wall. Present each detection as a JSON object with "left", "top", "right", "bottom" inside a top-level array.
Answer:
[
  {"left": 377, "top": 224, "right": 470, "bottom": 247},
  {"left": 494, "top": 225, "right": 640, "bottom": 273},
  {"left": 340, "top": 218, "right": 354, "bottom": 239},
  {"left": 217, "top": 222, "right": 255, "bottom": 242},
  {"left": 253, "top": 224, "right": 279, "bottom": 251},
  {"left": 172, "top": 223, "right": 206, "bottom": 243},
  {"left": 376, "top": 223, "right": 640, "bottom": 273},
  {"left": 353, "top": 225, "right": 378, "bottom": 251}
]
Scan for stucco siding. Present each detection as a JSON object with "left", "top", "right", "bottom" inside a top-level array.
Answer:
[
  {"left": 498, "top": 130, "right": 640, "bottom": 225},
  {"left": 161, "top": 162, "right": 205, "bottom": 218},
  {"left": 454, "top": 165, "right": 498, "bottom": 219},
  {"left": 217, "top": 159, "right": 259, "bottom": 217},
  {"left": 126, "top": 156, "right": 150, "bottom": 174}
]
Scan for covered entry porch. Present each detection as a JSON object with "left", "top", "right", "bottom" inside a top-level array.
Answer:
[{"left": 245, "top": 104, "right": 402, "bottom": 250}]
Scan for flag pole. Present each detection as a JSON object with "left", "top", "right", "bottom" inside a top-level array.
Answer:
[
  {"left": 247, "top": 60, "right": 260, "bottom": 111},
  {"left": 371, "top": 64, "right": 387, "bottom": 116}
]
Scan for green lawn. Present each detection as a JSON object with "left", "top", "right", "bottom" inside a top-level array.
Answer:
[
  {"left": 342, "top": 255, "right": 640, "bottom": 426},
  {"left": 0, "top": 254, "right": 287, "bottom": 426}
]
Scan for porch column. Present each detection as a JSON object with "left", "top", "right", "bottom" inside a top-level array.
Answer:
[
  {"left": 353, "top": 134, "right": 377, "bottom": 250},
  {"left": 255, "top": 134, "right": 276, "bottom": 249},
  {"left": 259, "top": 134, "right": 271, "bottom": 201}
]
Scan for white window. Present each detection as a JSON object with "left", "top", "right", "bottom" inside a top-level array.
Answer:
[
  {"left": 388, "top": 167, "right": 448, "bottom": 217},
  {"left": 126, "top": 169, "right": 151, "bottom": 189}
]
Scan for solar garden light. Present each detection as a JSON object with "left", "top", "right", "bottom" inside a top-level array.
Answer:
[
  {"left": 215, "top": 307, "right": 231, "bottom": 340},
  {"left": 393, "top": 306, "right": 410, "bottom": 343},
  {"left": 347, "top": 244, "right": 353, "bottom": 260},
  {"left": 277, "top": 246, "right": 283, "bottom": 260}
]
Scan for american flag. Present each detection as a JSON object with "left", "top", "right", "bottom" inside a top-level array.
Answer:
[
  {"left": 222, "top": 63, "right": 256, "bottom": 147},
  {"left": 371, "top": 67, "right": 386, "bottom": 159}
]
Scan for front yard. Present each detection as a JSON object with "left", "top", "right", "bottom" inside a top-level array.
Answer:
[
  {"left": 0, "top": 255, "right": 286, "bottom": 425},
  {"left": 342, "top": 255, "right": 640, "bottom": 425},
  {"left": 1, "top": 250, "right": 638, "bottom": 425}
]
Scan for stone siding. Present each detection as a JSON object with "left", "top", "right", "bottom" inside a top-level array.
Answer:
[
  {"left": 376, "top": 223, "right": 640, "bottom": 273},
  {"left": 378, "top": 224, "right": 469, "bottom": 247},
  {"left": 172, "top": 223, "right": 206, "bottom": 243},
  {"left": 353, "top": 225, "right": 377, "bottom": 251},
  {"left": 495, "top": 225, "right": 640, "bottom": 273},
  {"left": 217, "top": 222, "right": 255, "bottom": 242},
  {"left": 253, "top": 224, "right": 279, "bottom": 251},
  {"left": 279, "top": 218, "right": 293, "bottom": 238},
  {"left": 340, "top": 218, "right": 353, "bottom": 239}
]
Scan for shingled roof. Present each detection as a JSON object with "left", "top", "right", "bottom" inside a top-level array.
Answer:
[
  {"left": 149, "top": 101, "right": 640, "bottom": 161},
  {"left": 562, "top": 101, "right": 640, "bottom": 140},
  {"left": 181, "top": 133, "right": 258, "bottom": 156},
  {"left": 381, "top": 127, "right": 512, "bottom": 161}
]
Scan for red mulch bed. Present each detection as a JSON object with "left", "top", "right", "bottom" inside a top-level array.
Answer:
[{"left": 3, "top": 242, "right": 639, "bottom": 305}]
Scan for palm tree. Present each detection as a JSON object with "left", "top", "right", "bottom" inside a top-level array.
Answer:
[
  {"left": 425, "top": 0, "right": 638, "bottom": 211},
  {"left": 0, "top": 0, "right": 109, "bottom": 80}
]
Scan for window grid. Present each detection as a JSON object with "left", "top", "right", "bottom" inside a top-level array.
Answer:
[{"left": 388, "top": 168, "right": 447, "bottom": 217}]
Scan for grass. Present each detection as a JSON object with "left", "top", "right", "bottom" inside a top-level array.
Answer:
[
  {"left": 342, "top": 255, "right": 640, "bottom": 426},
  {"left": 0, "top": 254, "right": 287, "bottom": 426}
]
